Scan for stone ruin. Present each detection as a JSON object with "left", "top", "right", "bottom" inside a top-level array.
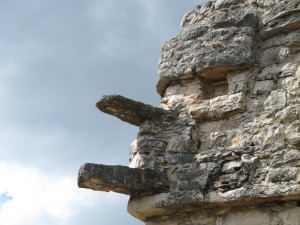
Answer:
[{"left": 78, "top": 0, "right": 300, "bottom": 224}]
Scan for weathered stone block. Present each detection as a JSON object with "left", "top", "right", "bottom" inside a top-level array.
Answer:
[
  {"left": 270, "top": 149, "right": 300, "bottom": 167},
  {"left": 189, "top": 92, "right": 247, "bottom": 121},
  {"left": 214, "top": 0, "right": 246, "bottom": 10},
  {"left": 253, "top": 80, "right": 275, "bottom": 96},
  {"left": 165, "top": 154, "right": 195, "bottom": 165},
  {"left": 264, "top": 89, "right": 287, "bottom": 111},
  {"left": 221, "top": 161, "right": 242, "bottom": 173},
  {"left": 260, "top": 8, "right": 300, "bottom": 40},
  {"left": 267, "top": 167, "right": 299, "bottom": 182},
  {"left": 259, "top": 47, "right": 291, "bottom": 68}
]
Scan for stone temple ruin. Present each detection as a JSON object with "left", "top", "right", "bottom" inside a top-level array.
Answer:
[{"left": 78, "top": 0, "right": 300, "bottom": 224}]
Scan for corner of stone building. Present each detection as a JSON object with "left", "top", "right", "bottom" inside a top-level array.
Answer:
[{"left": 78, "top": 0, "right": 300, "bottom": 224}]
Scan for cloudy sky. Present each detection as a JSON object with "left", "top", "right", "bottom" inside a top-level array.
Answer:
[{"left": 0, "top": 0, "right": 204, "bottom": 224}]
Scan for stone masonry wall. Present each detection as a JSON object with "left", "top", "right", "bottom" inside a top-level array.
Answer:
[
  {"left": 127, "top": 0, "right": 300, "bottom": 224},
  {"left": 78, "top": 0, "right": 300, "bottom": 224}
]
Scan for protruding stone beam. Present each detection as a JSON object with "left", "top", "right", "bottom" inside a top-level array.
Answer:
[
  {"left": 96, "top": 95, "right": 178, "bottom": 126},
  {"left": 78, "top": 163, "right": 169, "bottom": 196}
]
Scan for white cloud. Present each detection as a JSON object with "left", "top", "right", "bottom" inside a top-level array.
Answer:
[{"left": 0, "top": 162, "right": 100, "bottom": 225}]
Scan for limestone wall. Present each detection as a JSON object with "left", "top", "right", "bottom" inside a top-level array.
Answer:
[
  {"left": 128, "top": 0, "right": 300, "bottom": 223},
  {"left": 78, "top": 0, "right": 300, "bottom": 224}
]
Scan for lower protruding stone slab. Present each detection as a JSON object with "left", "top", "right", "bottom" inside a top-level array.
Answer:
[
  {"left": 78, "top": 163, "right": 168, "bottom": 196},
  {"left": 144, "top": 201, "right": 300, "bottom": 225},
  {"left": 128, "top": 185, "right": 300, "bottom": 221}
]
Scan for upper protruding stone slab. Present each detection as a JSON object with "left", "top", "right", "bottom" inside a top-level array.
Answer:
[{"left": 96, "top": 95, "right": 178, "bottom": 126}]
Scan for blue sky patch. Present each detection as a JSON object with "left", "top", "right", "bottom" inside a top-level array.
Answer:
[{"left": 0, "top": 192, "right": 13, "bottom": 208}]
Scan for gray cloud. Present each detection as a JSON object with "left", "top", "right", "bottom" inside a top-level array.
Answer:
[{"left": 0, "top": 0, "right": 204, "bottom": 224}]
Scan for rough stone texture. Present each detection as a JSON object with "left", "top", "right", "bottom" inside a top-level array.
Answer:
[{"left": 78, "top": 0, "right": 300, "bottom": 224}]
